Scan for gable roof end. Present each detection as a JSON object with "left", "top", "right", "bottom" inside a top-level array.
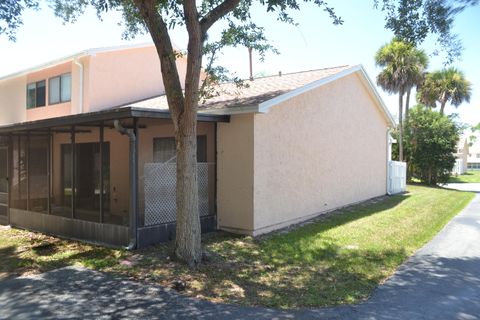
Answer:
[{"left": 258, "top": 65, "right": 396, "bottom": 127}]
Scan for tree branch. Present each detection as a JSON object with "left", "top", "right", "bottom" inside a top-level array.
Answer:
[
  {"left": 200, "top": 0, "right": 241, "bottom": 35},
  {"left": 182, "top": 0, "right": 203, "bottom": 120},
  {"left": 132, "top": 0, "right": 184, "bottom": 126}
]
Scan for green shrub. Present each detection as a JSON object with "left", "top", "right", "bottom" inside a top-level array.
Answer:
[{"left": 403, "top": 105, "right": 460, "bottom": 185}]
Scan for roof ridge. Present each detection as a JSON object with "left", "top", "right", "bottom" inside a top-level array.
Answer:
[{"left": 249, "top": 65, "right": 351, "bottom": 81}]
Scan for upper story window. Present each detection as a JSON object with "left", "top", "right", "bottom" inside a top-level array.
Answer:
[
  {"left": 49, "top": 73, "right": 71, "bottom": 105},
  {"left": 26, "top": 80, "right": 46, "bottom": 109}
]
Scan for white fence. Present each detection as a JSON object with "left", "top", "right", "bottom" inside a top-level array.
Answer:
[
  {"left": 452, "top": 159, "right": 466, "bottom": 175},
  {"left": 388, "top": 161, "right": 406, "bottom": 195}
]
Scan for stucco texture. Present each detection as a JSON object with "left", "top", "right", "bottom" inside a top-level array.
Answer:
[
  {"left": 0, "top": 76, "right": 26, "bottom": 125},
  {"left": 217, "top": 73, "right": 390, "bottom": 236},
  {"left": 217, "top": 113, "right": 255, "bottom": 233},
  {"left": 253, "top": 73, "right": 389, "bottom": 234},
  {"left": 88, "top": 46, "right": 187, "bottom": 112}
]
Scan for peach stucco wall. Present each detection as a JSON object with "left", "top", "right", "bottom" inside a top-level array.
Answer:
[
  {"left": 217, "top": 113, "right": 255, "bottom": 233},
  {"left": 0, "top": 45, "right": 191, "bottom": 123},
  {"left": 0, "top": 76, "right": 26, "bottom": 125},
  {"left": 216, "top": 73, "right": 389, "bottom": 236},
  {"left": 87, "top": 46, "right": 187, "bottom": 112},
  {"left": 252, "top": 73, "right": 389, "bottom": 234},
  {"left": 26, "top": 62, "right": 74, "bottom": 122}
]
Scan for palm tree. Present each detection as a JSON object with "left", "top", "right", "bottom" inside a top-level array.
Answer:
[
  {"left": 417, "top": 67, "right": 472, "bottom": 115},
  {"left": 375, "top": 39, "right": 428, "bottom": 162}
]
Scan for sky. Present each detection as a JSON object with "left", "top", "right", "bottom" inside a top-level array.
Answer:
[{"left": 1, "top": 1, "right": 479, "bottom": 126}]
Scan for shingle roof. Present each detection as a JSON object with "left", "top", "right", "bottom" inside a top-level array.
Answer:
[{"left": 126, "top": 65, "right": 353, "bottom": 114}]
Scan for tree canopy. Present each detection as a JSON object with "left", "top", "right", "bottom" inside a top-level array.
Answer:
[
  {"left": 375, "top": 0, "right": 479, "bottom": 64},
  {"left": 417, "top": 67, "right": 472, "bottom": 114},
  {"left": 375, "top": 39, "right": 428, "bottom": 161},
  {"left": 0, "top": 0, "right": 38, "bottom": 41}
]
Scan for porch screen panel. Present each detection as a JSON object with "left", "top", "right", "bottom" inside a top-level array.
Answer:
[
  {"left": 74, "top": 142, "right": 110, "bottom": 223},
  {"left": 28, "top": 136, "right": 49, "bottom": 213},
  {"left": 0, "top": 148, "right": 7, "bottom": 217},
  {"left": 51, "top": 133, "right": 72, "bottom": 218},
  {"left": 11, "top": 136, "right": 28, "bottom": 210}
]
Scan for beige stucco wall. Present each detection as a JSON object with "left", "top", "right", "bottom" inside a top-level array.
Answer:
[
  {"left": 0, "top": 76, "right": 26, "bottom": 125},
  {"left": 87, "top": 46, "right": 187, "bottom": 112},
  {"left": 217, "top": 113, "right": 255, "bottom": 234},
  {"left": 252, "top": 73, "right": 389, "bottom": 234}
]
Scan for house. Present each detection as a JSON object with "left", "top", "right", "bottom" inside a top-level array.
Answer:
[
  {"left": 0, "top": 44, "right": 396, "bottom": 248},
  {"left": 453, "top": 138, "right": 469, "bottom": 175},
  {"left": 467, "top": 139, "right": 480, "bottom": 170}
]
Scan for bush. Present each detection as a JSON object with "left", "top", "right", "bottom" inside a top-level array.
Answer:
[{"left": 403, "top": 105, "right": 460, "bottom": 185}]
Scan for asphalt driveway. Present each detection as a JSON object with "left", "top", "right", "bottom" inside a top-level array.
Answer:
[{"left": 1, "top": 186, "right": 479, "bottom": 319}]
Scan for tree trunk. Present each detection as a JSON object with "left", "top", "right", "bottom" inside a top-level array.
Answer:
[
  {"left": 174, "top": 0, "right": 204, "bottom": 266},
  {"left": 174, "top": 111, "right": 202, "bottom": 266},
  {"left": 398, "top": 91, "right": 404, "bottom": 162},
  {"left": 440, "top": 100, "right": 447, "bottom": 115},
  {"left": 439, "top": 91, "right": 447, "bottom": 115},
  {"left": 405, "top": 88, "right": 411, "bottom": 122},
  {"left": 134, "top": 0, "right": 203, "bottom": 266}
]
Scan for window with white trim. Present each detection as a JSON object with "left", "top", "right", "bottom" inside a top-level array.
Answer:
[
  {"left": 26, "top": 80, "right": 46, "bottom": 109},
  {"left": 49, "top": 73, "right": 71, "bottom": 105}
]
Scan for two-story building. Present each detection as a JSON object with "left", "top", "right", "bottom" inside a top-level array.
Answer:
[{"left": 0, "top": 43, "right": 397, "bottom": 248}]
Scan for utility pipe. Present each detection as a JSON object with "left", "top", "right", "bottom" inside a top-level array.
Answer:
[
  {"left": 114, "top": 120, "right": 138, "bottom": 250},
  {"left": 73, "top": 58, "right": 84, "bottom": 114}
]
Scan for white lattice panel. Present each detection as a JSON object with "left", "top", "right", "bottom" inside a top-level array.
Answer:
[{"left": 144, "top": 163, "right": 210, "bottom": 226}]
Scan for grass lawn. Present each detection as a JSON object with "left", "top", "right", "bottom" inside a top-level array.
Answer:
[
  {"left": 0, "top": 185, "right": 474, "bottom": 308},
  {"left": 448, "top": 171, "right": 480, "bottom": 183}
]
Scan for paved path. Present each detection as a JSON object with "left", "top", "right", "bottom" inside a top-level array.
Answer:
[{"left": 1, "top": 187, "right": 480, "bottom": 319}]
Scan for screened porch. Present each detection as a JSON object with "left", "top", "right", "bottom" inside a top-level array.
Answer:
[{"left": 0, "top": 108, "right": 227, "bottom": 247}]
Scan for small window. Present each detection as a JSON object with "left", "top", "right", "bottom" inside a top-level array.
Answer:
[
  {"left": 49, "top": 73, "right": 71, "bottom": 105},
  {"left": 26, "top": 80, "right": 46, "bottom": 109},
  {"left": 153, "top": 136, "right": 207, "bottom": 163}
]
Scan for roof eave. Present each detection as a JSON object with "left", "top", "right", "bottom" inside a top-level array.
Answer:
[
  {"left": 0, "top": 42, "right": 156, "bottom": 82},
  {"left": 0, "top": 106, "right": 228, "bottom": 134}
]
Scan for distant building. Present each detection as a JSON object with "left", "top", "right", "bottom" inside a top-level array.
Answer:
[{"left": 467, "top": 138, "right": 480, "bottom": 170}]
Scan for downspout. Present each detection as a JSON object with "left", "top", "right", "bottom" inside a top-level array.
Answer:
[
  {"left": 73, "top": 58, "right": 84, "bottom": 114},
  {"left": 114, "top": 120, "right": 137, "bottom": 250},
  {"left": 386, "top": 128, "right": 392, "bottom": 195}
]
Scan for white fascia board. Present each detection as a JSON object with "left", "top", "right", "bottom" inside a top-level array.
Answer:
[
  {"left": 86, "top": 42, "right": 155, "bottom": 55},
  {"left": 257, "top": 66, "right": 360, "bottom": 113},
  {"left": 198, "top": 105, "right": 258, "bottom": 115},
  {"left": 0, "top": 51, "right": 89, "bottom": 81},
  {"left": 356, "top": 65, "right": 396, "bottom": 127}
]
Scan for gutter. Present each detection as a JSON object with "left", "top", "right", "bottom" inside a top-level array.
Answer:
[
  {"left": 114, "top": 120, "right": 138, "bottom": 250},
  {"left": 73, "top": 58, "right": 84, "bottom": 113}
]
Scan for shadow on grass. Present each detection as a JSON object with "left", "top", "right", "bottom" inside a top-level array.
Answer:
[
  {"left": 448, "top": 171, "right": 480, "bottom": 183},
  {"left": 195, "top": 193, "right": 414, "bottom": 308},
  {"left": 1, "top": 255, "right": 480, "bottom": 319},
  {"left": 0, "top": 239, "right": 122, "bottom": 279}
]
